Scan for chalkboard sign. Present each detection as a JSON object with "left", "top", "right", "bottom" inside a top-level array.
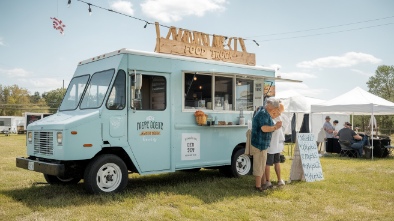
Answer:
[{"left": 296, "top": 133, "right": 324, "bottom": 182}]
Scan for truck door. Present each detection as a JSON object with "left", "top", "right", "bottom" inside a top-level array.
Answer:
[
  {"left": 102, "top": 70, "right": 128, "bottom": 146},
  {"left": 128, "top": 72, "right": 171, "bottom": 173}
]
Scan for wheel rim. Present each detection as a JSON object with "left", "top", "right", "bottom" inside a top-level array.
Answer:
[
  {"left": 96, "top": 163, "right": 122, "bottom": 192},
  {"left": 236, "top": 154, "right": 251, "bottom": 175}
]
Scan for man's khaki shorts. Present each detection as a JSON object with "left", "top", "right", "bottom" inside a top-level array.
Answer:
[{"left": 251, "top": 145, "right": 267, "bottom": 177}]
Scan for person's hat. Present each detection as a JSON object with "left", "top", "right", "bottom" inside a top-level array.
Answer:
[
  {"left": 333, "top": 120, "right": 338, "bottom": 123},
  {"left": 346, "top": 122, "right": 352, "bottom": 126},
  {"left": 325, "top": 116, "right": 331, "bottom": 119}
]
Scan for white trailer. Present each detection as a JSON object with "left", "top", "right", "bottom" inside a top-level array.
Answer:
[{"left": 0, "top": 116, "right": 24, "bottom": 134}]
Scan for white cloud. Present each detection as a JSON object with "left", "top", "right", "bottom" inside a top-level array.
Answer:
[
  {"left": 141, "top": 0, "right": 227, "bottom": 23},
  {"left": 297, "top": 52, "right": 382, "bottom": 69},
  {"left": 29, "top": 78, "right": 63, "bottom": 89},
  {"left": 278, "top": 71, "right": 317, "bottom": 80},
  {"left": 275, "top": 82, "right": 323, "bottom": 98},
  {"left": 0, "top": 68, "right": 30, "bottom": 77},
  {"left": 0, "top": 68, "right": 64, "bottom": 94},
  {"left": 0, "top": 37, "right": 4, "bottom": 46},
  {"left": 350, "top": 68, "right": 373, "bottom": 77},
  {"left": 110, "top": 0, "right": 135, "bottom": 16}
]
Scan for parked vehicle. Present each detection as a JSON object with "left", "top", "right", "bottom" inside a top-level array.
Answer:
[{"left": 16, "top": 49, "right": 294, "bottom": 193}]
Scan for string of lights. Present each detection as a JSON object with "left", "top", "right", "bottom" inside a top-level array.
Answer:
[
  {"left": 66, "top": 0, "right": 260, "bottom": 46},
  {"left": 66, "top": 0, "right": 393, "bottom": 46}
]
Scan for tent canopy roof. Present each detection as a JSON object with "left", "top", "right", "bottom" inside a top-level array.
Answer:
[
  {"left": 311, "top": 87, "right": 394, "bottom": 115},
  {"left": 276, "top": 90, "right": 325, "bottom": 113}
]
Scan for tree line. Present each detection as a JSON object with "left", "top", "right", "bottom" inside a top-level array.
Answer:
[
  {"left": 353, "top": 65, "right": 394, "bottom": 134},
  {"left": 0, "top": 65, "right": 393, "bottom": 133},
  {"left": 0, "top": 85, "right": 66, "bottom": 116}
]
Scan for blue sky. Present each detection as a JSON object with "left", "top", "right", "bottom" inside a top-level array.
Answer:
[{"left": 0, "top": 0, "right": 393, "bottom": 100}]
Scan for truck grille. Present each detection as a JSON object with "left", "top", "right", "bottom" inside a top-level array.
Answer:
[{"left": 34, "top": 132, "right": 54, "bottom": 155}]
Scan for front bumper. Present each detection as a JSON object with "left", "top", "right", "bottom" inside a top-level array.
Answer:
[{"left": 16, "top": 157, "right": 65, "bottom": 176}]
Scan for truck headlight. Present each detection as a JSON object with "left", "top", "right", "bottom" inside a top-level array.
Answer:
[
  {"left": 57, "top": 132, "right": 63, "bottom": 145},
  {"left": 27, "top": 132, "right": 32, "bottom": 143}
]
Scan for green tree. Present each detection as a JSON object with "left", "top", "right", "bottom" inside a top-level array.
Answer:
[
  {"left": 30, "top": 91, "right": 41, "bottom": 103},
  {"left": 0, "top": 85, "right": 31, "bottom": 116},
  {"left": 42, "top": 88, "right": 66, "bottom": 113},
  {"left": 367, "top": 65, "right": 394, "bottom": 102},
  {"left": 363, "top": 65, "right": 394, "bottom": 135}
]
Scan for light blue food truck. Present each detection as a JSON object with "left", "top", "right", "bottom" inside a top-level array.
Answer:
[{"left": 16, "top": 48, "right": 290, "bottom": 193}]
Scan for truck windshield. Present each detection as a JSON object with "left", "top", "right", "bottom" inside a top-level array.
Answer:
[
  {"left": 59, "top": 75, "right": 90, "bottom": 111},
  {"left": 80, "top": 69, "right": 115, "bottom": 109}
]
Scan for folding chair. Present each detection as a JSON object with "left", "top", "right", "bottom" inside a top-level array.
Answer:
[{"left": 338, "top": 140, "right": 358, "bottom": 158}]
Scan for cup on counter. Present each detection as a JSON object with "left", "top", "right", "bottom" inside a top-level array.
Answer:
[
  {"left": 207, "top": 102, "right": 212, "bottom": 109},
  {"left": 239, "top": 117, "right": 245, "bottom": 125}
]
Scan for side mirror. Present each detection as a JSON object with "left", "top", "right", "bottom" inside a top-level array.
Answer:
[
  {"left": 135, "top": 74, "right": 142, "bottom": 90},
  {"left": 129, "top": 70, "right": 142, "bottom": 112}
]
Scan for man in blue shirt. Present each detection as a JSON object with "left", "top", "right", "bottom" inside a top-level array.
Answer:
[
  {"left": 251, "top": 98, "right": 282, "bottom": 191},
  {"left": 337, "top": 122, "right": 368, "bottom": 157}
]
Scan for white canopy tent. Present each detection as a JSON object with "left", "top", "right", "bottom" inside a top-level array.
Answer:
[
  {"left": 311, "top": 87, "right": 394, "bottom": 115},
  {"left": 276, "top": 90, "right": 348, "bottom": 139},
  {"left": 311, "top": 87, "right": 394, "bottom": 159}
]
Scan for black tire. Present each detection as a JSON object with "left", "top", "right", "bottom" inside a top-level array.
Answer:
[
  {"left": 220, "top": 147, "right": 252, "bottom": 177},
  {"left": 83, "top": 154, "right": 128, "bottom": 194},
  {"left": 43, "top": 174, "right": 81, "bottom": 185}
]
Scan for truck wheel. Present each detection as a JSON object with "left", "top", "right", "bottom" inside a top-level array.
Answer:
[
  {"left": 220, "top": 148, "right": 252, "bottom": 177},
  {"left": 43, "top": 174, "right": 81, "bottom": 185},
  {"left": 83, "top": 154, "right": 128, "bottom": 194}
]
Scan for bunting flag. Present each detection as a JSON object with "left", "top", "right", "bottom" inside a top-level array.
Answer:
[{"left": 50, "top": 17, "right": 66, "bottom": 35}]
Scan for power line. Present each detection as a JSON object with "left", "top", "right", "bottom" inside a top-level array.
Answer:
[
  {"left": 246, "top": 15, "right": 394, "bottom": 38},
  {"left": 249, "top": 22, "right": 394, "bottom": 42}
]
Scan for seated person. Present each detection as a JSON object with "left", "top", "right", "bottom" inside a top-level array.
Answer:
[{"left": 337, "top": 122, "right": 368, "bottom": 157}]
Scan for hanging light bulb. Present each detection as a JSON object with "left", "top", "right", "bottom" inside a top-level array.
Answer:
[
  {"left": 144, "top": 22, "right": 148, "bottom": 28},
  {"left": 67, "top": 0, "right": 71, "bottom": 7},
  {"left": 88, "top": 4, "right": 92, "bottom": 16},
  {"left": 193, "top": 76, "right": 197, "bottom": 81}
]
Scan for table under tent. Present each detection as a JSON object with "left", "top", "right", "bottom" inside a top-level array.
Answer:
[{"left": 311, "top": 87, "right": 394, "bottom": 159}]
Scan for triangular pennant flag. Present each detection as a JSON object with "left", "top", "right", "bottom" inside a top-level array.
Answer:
[{"left": 50, "top": 17, "right": 66, "bottom": 35}]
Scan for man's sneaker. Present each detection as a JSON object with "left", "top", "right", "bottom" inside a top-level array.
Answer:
[
  {"left": 277, "top": 180, "right": 286, "bottom": 186},
  {"left": 263, "top": 181, "right": 272, "bottom": 189}
]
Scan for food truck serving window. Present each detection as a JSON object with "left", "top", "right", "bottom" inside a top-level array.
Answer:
[{"left": 184, "top": 73, "right": 254, "bottom": 111}]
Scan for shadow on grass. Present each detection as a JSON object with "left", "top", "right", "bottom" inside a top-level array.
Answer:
[{"left": 1, "top": 169, "right": 294, "bottom": 209}]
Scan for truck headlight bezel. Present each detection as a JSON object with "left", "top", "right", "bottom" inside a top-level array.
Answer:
[
  {"left": 27, "top": 132, "right": 32, "bottom": 143},
  {"left": 57, "top": 132, "right": 63, "bottom": 145}
]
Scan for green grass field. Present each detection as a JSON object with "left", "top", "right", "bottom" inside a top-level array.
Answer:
[{"left": 0, "top": 134, "right": 393, "bottom": 220}]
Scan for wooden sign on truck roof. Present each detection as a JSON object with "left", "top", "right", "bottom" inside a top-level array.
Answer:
[{"left": 154, "top": 22, "right": 256, "bottom": 66}]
